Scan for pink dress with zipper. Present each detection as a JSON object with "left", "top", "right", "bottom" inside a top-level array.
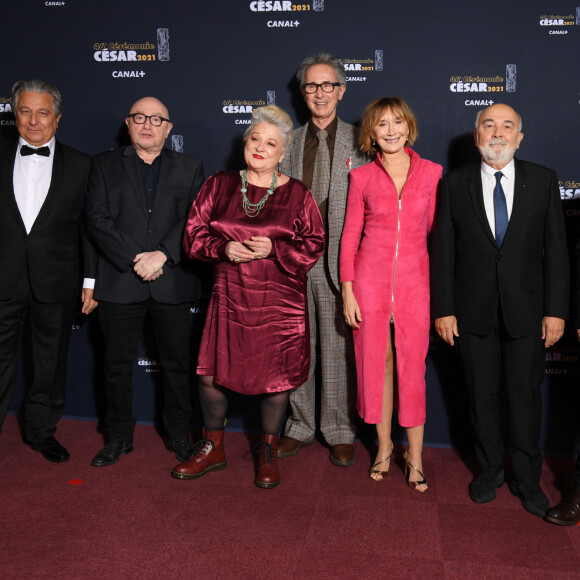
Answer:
[{"left": 339, "top": 149, "right": 442, "bottom": 426}]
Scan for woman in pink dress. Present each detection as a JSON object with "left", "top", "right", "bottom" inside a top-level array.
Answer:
[
  {"left": 340, "top": 97, "right": 442, "bottom": 491},
  {"left": 172, "top": 106, "right": 324, "bottom": 488}
]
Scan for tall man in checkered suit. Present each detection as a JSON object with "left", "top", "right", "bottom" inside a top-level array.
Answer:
[{"left": 278, "top": 53, "right": 368, "bottom": 465}]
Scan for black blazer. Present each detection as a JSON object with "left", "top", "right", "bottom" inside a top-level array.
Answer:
[
  {"left": 0, "top": 138, "right": 95, "bottom": 303},
  {"left": 85, "top": 146, "right": 204, "bottom": 304},
  {"left": 574, "top": 235, "right": 580, "bottom": 330},
  {"left": 430, "top": 158, "right": 569, "bottom": 338}
]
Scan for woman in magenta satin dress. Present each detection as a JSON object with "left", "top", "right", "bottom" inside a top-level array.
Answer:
[
  {"left": 172, "top": 106, "right": 324, "bottom": 488},
  {"left": 340, "top": 97, "right": 442, "bottom": 492}
]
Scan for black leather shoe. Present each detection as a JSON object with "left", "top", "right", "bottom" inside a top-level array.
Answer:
[
  {"left": 545, "top": 490, "right": 580, "bottom": 526},
  {"left": 31, "top": 436, "right": 70, "bottom": 463},
  {"left": 468, "top": 470, "right": 504, "bottom": 503},
  {"left": 509, "top": 482, "right": 550, "bottom": 517},
  {"left": 168, "top": 438, "right": 195, "bottom": 462},
  {"left": 91, "top": 440, "right": 133, "bottom": 467}
]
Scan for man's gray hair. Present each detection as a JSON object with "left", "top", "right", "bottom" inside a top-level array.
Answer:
[
  {"left": 296, "top": 52, "right": 346, "bottom": 86},
  {"left": 11, "top": 79, "right": 63, "bottom": 117},
  {"left": 475, "top": 106, "right": 522, "bottom": 132}
]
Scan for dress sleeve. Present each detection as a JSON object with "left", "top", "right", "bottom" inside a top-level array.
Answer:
[
  {"left": 271, "top": 185, "right": 325, "bottom": 278},
  {"left": 339, "top": 169, "right": 365, "bottom": 283},
  {"left": 183, "top": 174, "right": 229, "bottom": 262},
  {"left": 427, "top": 164, "right": 443, "bottom": 235}
]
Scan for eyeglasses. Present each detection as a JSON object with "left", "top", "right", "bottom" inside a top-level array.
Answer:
[
  {"left": 128, "top": 113, "right": 170, "bottom": 127},
  {"left": 301, "top": 82, "right": 342, "bottom": 94}
]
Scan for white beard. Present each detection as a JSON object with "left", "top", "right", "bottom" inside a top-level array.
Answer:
[{"left": 477, "top": 139, "right": 517, "bottom": 166}]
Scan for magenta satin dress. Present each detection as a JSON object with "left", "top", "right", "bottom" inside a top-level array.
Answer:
[
  {"left": 340, "top": 150, "right": 442, "bottom": 426},
  {"left": 183, "top": 171, "right": 325, "bottom": 395}
]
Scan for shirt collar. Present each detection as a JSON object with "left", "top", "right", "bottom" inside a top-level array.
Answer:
[
  {"left": 308, "top": 115, "right": 338, "bottom": 141},
  {"left": 481, "top": 158, "right": 515, "bottom": 180},
  {"left": 133, "top": 146, "right": 164, "bottom": 165},
  {"left": 18, "top": 136, "right": 56, "bottom": 156}
]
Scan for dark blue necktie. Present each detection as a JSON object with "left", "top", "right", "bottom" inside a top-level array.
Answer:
[{"left": 493, "top": 171, "right": 508, "bottom": 246}]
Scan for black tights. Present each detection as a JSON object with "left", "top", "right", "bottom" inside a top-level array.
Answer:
[{"left": 198, "top": 375, "right": 289, "bottom": 435}]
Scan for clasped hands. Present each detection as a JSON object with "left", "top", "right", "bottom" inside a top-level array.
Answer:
[
  {"left": 133, "top": 250, "right": 167, "bottom": 281},
  {"left": 226, "top": 237, "right": 272, "bottom": 264}
]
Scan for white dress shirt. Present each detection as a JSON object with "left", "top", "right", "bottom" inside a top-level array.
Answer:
[
  {"left": 480, "top": 159, "right": 515, "bottom": 238},
  {"left": 13, "top": 136, "right": 94, "bottom": 290},
  {"left": 13, "top": 137, "right": 55, "bottom": 234}
]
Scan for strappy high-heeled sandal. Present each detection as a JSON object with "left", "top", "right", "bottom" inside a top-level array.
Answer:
[
  {"left": 369, "top": 442, "right": 394, "bottom": 482},
  {"left": 403, "top": 451, "right": 428, "bottom": 492}
]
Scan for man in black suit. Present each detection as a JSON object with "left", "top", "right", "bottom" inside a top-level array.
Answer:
[
  {"left": 545, "top": 236, "right": 580, "bottom": 526},
  {"left": 0, "top": 79, "right": 97, "bottom": 462},
  {"left": 85, "top": 96, "right": 203, "bottom": 466},
  {"left": 430, "top": 103, "right": 569, "bottom": 517}
]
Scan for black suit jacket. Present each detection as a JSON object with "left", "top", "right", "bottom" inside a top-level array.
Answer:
[
  {"left": 574, "top": 235, "right": 580, "bottom": 330},
  {"left": 430, "top": 158, "right": 569, "bottom": 338},
  {"left": 0, "top": 138, "right": 96, "bottom": 303},
  {"left": 85, "top": 146, "right": 204, "bottom": 304}
]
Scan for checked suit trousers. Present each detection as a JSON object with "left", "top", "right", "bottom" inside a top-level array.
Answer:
[{"left": 284, "top": 258, "right": 357, "bottom": 445}]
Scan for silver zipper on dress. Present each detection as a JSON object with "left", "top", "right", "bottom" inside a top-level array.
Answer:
[
  {"left": 379, "top": 159, "right": 414, "bottom": 327},
  {"left": 390, "top": 197, "right": 402, "bottom": 325}
]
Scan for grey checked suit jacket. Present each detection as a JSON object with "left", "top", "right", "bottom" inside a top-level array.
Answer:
[{"left": 280, "top": 118, "right": 368, "bottom": 291}]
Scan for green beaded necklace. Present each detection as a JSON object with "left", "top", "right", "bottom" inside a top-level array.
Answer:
[{"left": 240, "top": 169, "right": 278, "bottom": 218}]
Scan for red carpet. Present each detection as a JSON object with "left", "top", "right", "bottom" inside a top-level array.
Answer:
[{"left": 1, "top": 416, "right": 578, "bottom": 579}]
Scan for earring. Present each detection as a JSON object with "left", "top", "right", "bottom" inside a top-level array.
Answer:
[{"left": 277, "top": 163, "right": 281, "bottom": 177}]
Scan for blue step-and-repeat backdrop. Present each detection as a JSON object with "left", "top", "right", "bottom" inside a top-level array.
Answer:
[{"left": 3, "top": 0, "right": 579, "bottom": 451}]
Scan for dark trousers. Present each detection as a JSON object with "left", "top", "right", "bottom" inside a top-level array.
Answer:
[
  {"left": 98, "top": 299, "right": 192, "bottom": 441},
  {"left": 0, "top": 268, "right": 75, "bottom": 443},
  {"left": 456, "top": 306, "right": 545, "bottom": 491}
]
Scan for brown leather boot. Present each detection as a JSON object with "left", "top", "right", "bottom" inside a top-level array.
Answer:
[
  {"left": 171, "top": 428, "right": 226, "bottom": 480},
  {"left": 254, "top": 434, "right": 280, "bottom": 489}
]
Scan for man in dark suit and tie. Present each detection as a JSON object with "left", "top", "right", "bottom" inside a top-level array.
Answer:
[
  {"left": 85, "top": 96, "right": 203, "bottom": 467},
  {"left": 430, "top": 103, "right": 569, "bottom": 517},
  {"left": 544, "top": 236, "right": 580, "bottom": 526},
  {"left": 0, "top": 79, "right": 97, "bottom": 462}
]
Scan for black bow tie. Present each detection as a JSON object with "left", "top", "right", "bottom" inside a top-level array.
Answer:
[{"left": 20, "top": 144, "right": 50, "bottom": 157}]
